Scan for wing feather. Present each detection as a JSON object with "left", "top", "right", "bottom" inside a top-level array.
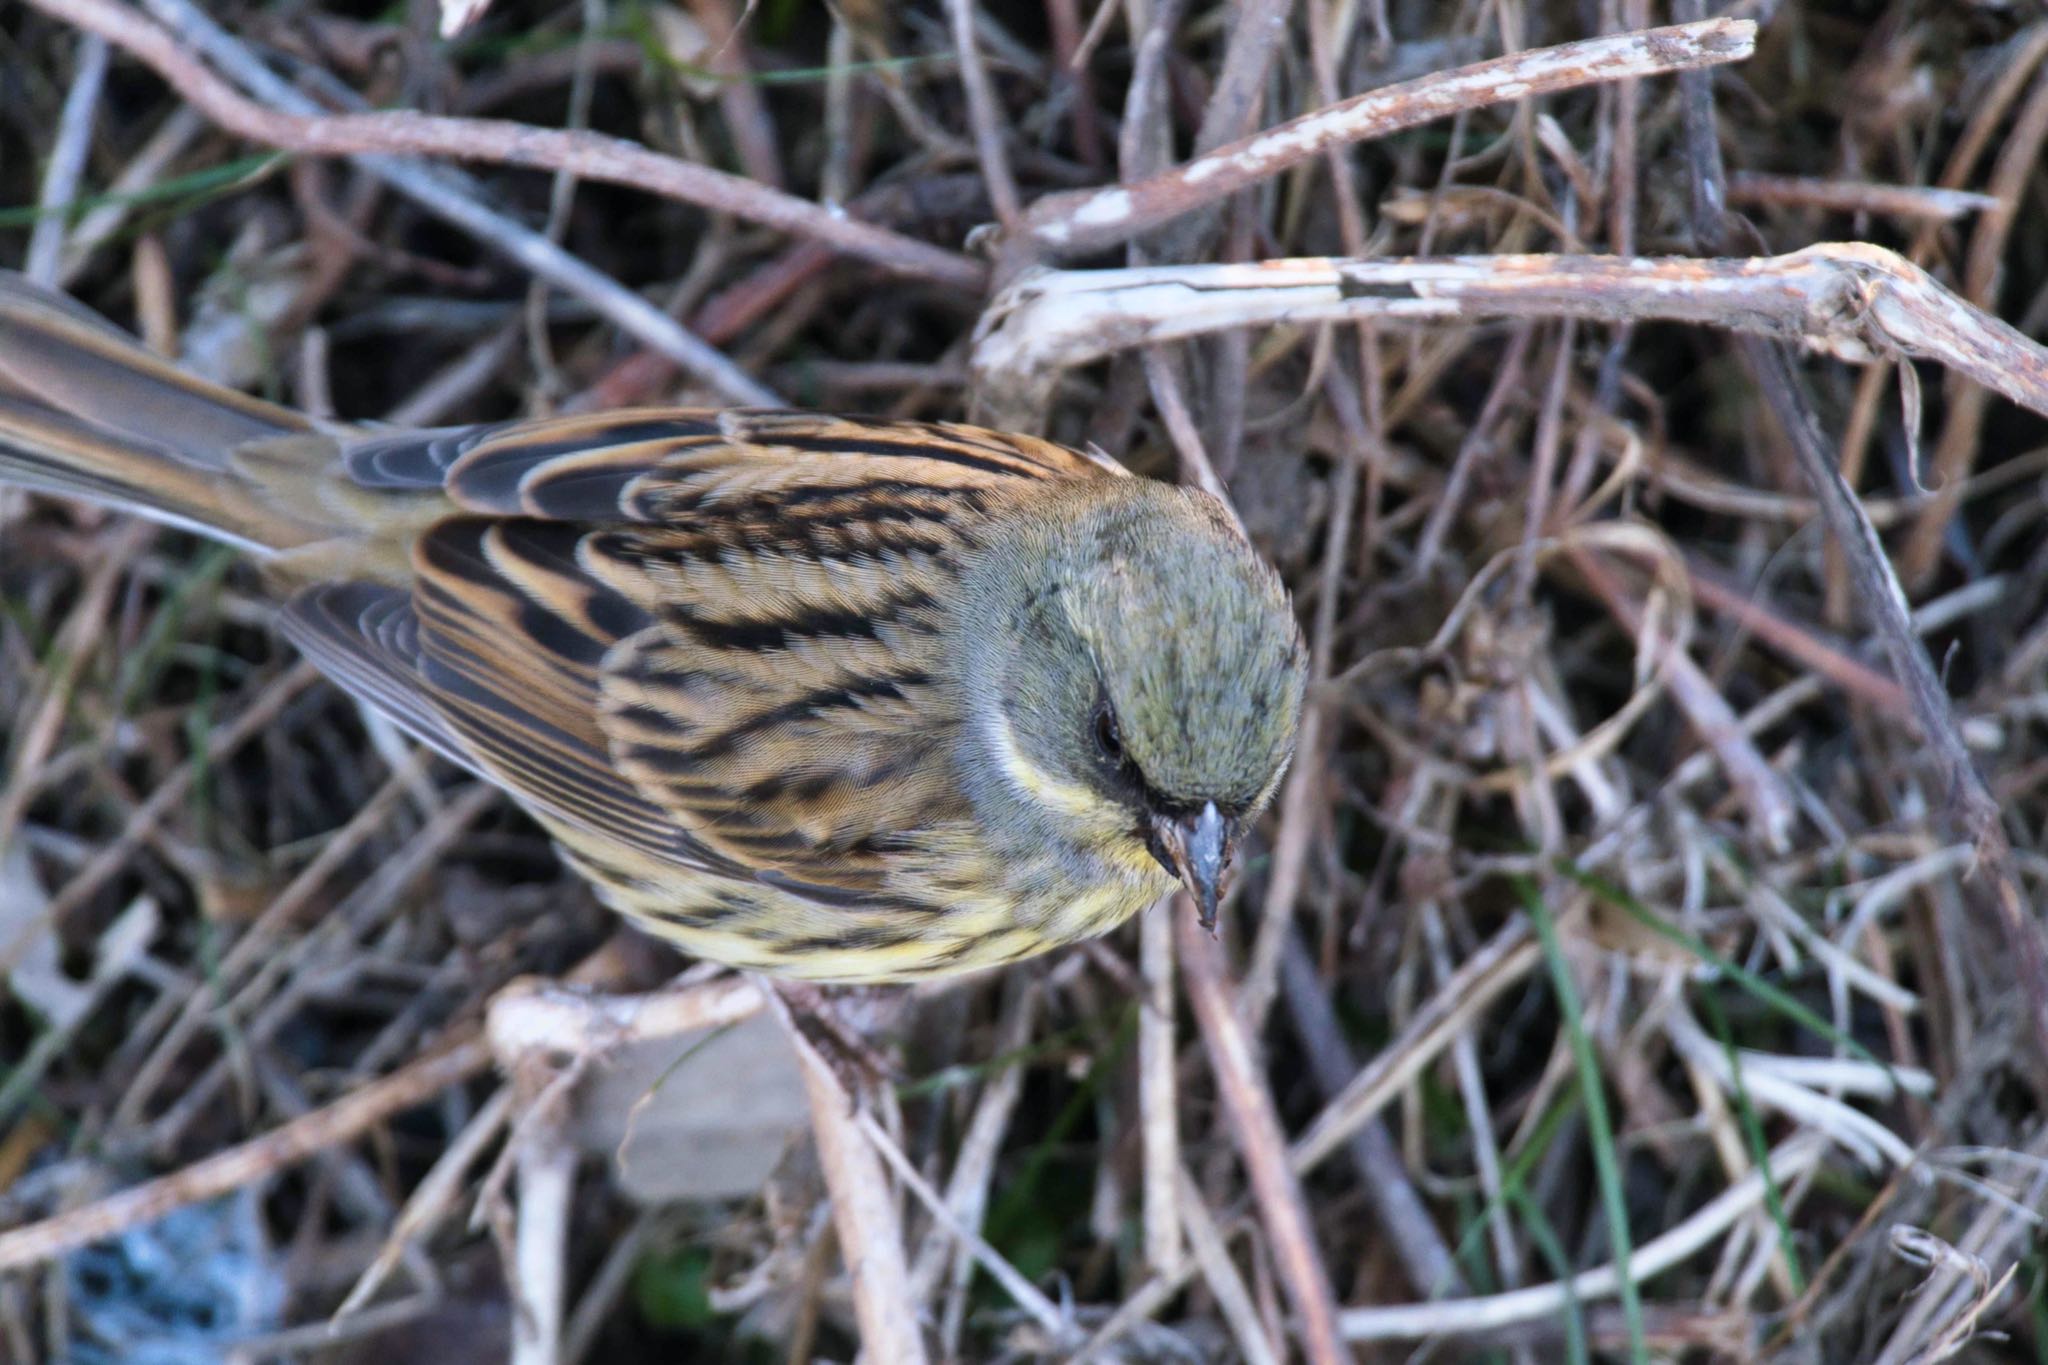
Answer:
[
  {"left": 406, "top": 517, "right": 717, "bottom": 869},
  {"left": 279, "top": 583, "right": 466, "bottom": 764},
  {"left": 301, "top": 408, "right": 1114, "bottom": 906}
]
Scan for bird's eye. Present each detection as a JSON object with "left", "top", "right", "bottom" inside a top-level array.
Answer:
[{"left": 1092, "top": 703, "right": 1124, "bottom": 763}]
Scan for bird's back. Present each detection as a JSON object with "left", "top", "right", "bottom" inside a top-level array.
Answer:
[{"left": 0, "top": 272, "right": 1156, "bottom": 979}]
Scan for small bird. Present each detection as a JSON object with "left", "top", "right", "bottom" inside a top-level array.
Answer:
[{"left": 0, "top": 274, "right": 1306, "bottom": 982}]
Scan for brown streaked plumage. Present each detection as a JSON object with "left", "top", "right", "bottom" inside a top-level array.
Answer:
[{"left": 0, "top": 274, "right": 1307, "bottom": 982}]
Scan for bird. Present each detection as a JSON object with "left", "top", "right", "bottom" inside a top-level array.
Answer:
[{"left": 0, "top": 273, "right": 1307, "bottom": 983}]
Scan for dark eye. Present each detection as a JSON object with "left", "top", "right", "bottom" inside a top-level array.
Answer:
[{"left": 1092, "top": 702, "right": 1124, "bottom": 763}]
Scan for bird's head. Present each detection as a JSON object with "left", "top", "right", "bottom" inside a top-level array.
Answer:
[{"left": 961, "top": 480, "right": 1307, "bottom": 927}]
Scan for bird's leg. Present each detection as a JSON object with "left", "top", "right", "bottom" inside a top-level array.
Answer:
[{"left": 769, "top": 980, "right": 906, "bottom": 1108}]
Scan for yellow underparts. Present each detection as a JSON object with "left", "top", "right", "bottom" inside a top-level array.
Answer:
[{"left": 542, "top": 713, "right": 1173, "bottom": 983}]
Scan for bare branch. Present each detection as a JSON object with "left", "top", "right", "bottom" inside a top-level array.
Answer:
[
  {"left": 0, "top": 1036, "right": 490, "bottom": 1272},
  {"left": 26, "top": 0, "right": 985, "bottom": 297},
  {"left": 1022, "top": 19, "right": 1757, "bottom": 258},
  {"left": 1178, "top": 913, "right": 1345, "bottom": 1364},
  {"left": 765, "top": 990, "right": 926, "bottom": 1365},
  {"left": 971, "top": 244, "right": 2048, "bottom": 431},
  {"left": 1339, "top": 1139, "right": 1828, "bottom": 1341}
]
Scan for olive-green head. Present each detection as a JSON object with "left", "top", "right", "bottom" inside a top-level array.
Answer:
[{"left": 962, "top": 479, "right": 1308, "bottom": 925}]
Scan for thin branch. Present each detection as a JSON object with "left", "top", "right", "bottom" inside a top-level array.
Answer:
[
  {"left": 1022, "top": 19, "right": 1756, "bottom": 257},
  {"left": 1144, "top": 0, "right": 1298, "bottom": 260},
  {"left": 337, "top": 1087, "right": 515, "bottom": 1317},
  {"left": 685, "top": 0, "right": 784, "bottom": 191},
  {"left": 909, "top": 978, "right": 1039, "bottom": 1353},
  {"left": 1137, "top": 899, "right": 1180, "bottom": 1276},
  {"left": 1740, "top": 337, "right": 2048, "bottom": 1082},
  {"left": 30, "top": 0, "right": 982, "bottom": 295},
  {"left": 510, "top": 1125, "right": 577, "bottom": 1365},
  {"left": 971, "top": 244, "right": 2048, "bottom": 432},
  {"left": 105, "top": 0, "right": 779, "bottom": 406},
  {"left": 1676, "top": 0, "right": 2048, "bottom": 1079},
  {"left": 1571, "top": 547, "right": 1798, "bottom": 851},
  {"left": 1140, "top": 348, "right": 1235, "bottom": 510},
  {"left": 857, "top": 1112, "right": 1066, "bottom": 1341},
  {"left": 1900, "top": 62, "right": 2048, "bottom": 584},
  {"left": 1175, "top": 1164, "right": 1283, "bottom": 1365},
  {"left": 1870, "top": 1127, "right": 2048, "bottom": 1364},
  {"left": 11, "top": 661, "right": 321, "bottom": 966},
  {"left": 58, "top": 104, "right": 205, "bottom": 286},
  {"left": 484, "top": 975, "right": 767, "bottom": 1060},
  {"left": 1194, "top": 0, "right": 1297, "bottom": 152},
  {"left": 25, "top": 33, "right": 109, "bottom": 286},
  {"left": 944, "top": 0, "right": 1021, "bottom": 230},
  {"left": 1339, "top": 1138, "right": 1828, "bottom": 1341},
  {"left": 0, "top": 1035, "right": 489, "bottom": 1272},
  {"left": 1177, "top": 913, "right": 1345, "bottom": 1364},
  {"left": 1291, "top": 921, "right": 1540, "bottom": 1176},
  {"left": 1726, "top": 173, "right": 2000, "bottom": 224},
  {"left": 764, "top": 989, "right": 926, "bottom": 1365},
  {"left": 1278, "top": 932, "right": 1467, "bottom": 1299}
]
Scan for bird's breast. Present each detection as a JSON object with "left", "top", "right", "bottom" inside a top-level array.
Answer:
[{"left": 554, "top": 814, "right": 1166, "bottom": 983}]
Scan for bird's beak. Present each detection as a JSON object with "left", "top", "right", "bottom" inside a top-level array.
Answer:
[{"left": 1152, "top": 801, "right": 1239, "bottom": 932}]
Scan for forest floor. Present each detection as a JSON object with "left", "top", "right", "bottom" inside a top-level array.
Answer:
[{"left": 3, "top": 1, "right": 2048, "bottom": 1361}]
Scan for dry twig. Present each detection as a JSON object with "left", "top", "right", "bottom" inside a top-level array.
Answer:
[
  {"left": 973, "top": 245, "right": 2048, "bottom": 430},
  {"left": 1020, "top": 19, "right": 1756, "bottom": 258},
  {"left": 0, "top": 1036, "right": 489, "bottom": 1272},
  {"left": 1177, "top": 912, "right": 1345, "bottom": 1364}
]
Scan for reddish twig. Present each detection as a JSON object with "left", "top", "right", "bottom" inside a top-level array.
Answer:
[
  {"left": 23, "top": 0, "right": 985, "bottom": 294},
  {"left": 1679, "top": 560, "right": 1914, "bottom": 719},
  {"left": 1178, "top": 913, "right": 1346, "bottom": 1364},
  {"left": 1022, "top": 19, "right": 1756, "bottom": 258}
]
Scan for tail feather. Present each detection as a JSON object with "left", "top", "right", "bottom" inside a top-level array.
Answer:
[{"left": 0, "top": 271, "right": 322, "bottom": 551}]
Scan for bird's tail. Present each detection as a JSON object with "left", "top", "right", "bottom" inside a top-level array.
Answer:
[{"left": 0, "top": 272, "right": 329, "bottom": 553}]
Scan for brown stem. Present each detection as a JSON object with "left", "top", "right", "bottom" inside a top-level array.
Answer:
[
  {"left": 1178, "top": 911, "right": 1346, "bottom": 1364},
  {"left": 24, "top": 0, "right": 985, "bottom": 293},
  {"left": 0, "top": 1035, "right": 490, "bottom": 1271},
  {"left": 1024, "top": 19, "right": 1756, "bottom": 257}
]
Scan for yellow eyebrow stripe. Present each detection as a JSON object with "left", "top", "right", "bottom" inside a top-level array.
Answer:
[
  {"left": 981, "top": 709, "right": 1166, "bottom": 886},
  {"left": 982, "top": 707, "right": 1106, "bottom": 819}
]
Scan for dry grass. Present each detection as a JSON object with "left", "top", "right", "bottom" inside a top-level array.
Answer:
[{"left": 3, "top": 1, "right": 2048, "bottom": 1361}]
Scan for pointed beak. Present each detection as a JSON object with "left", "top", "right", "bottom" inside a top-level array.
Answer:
[{"left": 1152, "top": 801, "right": 1239, "bottom": 932}]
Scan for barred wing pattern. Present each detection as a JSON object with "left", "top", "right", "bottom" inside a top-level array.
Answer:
[
  {"left": 0, "top": 272, "right": 1291, "bottom": 984},
  {"left": 284, "top": 409, "right": 1114, "bottom": 908}
]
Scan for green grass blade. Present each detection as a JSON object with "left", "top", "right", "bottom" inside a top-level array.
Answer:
[
  {"left": 1556, "top": 860, "right": 1895, "bottom": 1080},
  {"left": 2026, "top": 1253, "right": 2048, "bottom": 1365},
  {"left": 1701, "top": 989, "right": 1806, "bottom": 1293},
  {"left": 1513, "top": 1186, "right": 1590, "bottom": 1365},
  {"left": 1515, "top": 874, "right": 1647, "bottom": 1363},
  {"left": 0, "top": 153, "right": 285, "bottom": 228}
]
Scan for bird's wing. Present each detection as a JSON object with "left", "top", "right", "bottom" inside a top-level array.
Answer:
[
  {"left": 287, "top": 408, "right": 1111, "bottom": 901},
  {"left": 280, "top": 517, "right": 721, "bottom": 873}
]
